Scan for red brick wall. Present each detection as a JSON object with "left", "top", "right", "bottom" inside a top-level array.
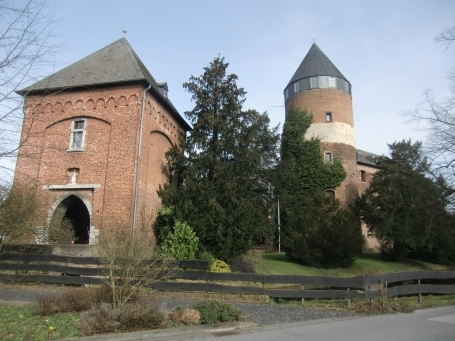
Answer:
[
  {"left": 285, "top": 88, "right": 358, "bottom": 207},
  {"left": 14, "top": 84, "right": 186, "bottom": 236},
  {"left": 285, "top": 89, "right": 354, "bottom": 127}
]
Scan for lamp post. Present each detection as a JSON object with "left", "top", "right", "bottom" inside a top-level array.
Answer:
[{"left": 277, "top": 197, "right": 281, "bottom": 253}]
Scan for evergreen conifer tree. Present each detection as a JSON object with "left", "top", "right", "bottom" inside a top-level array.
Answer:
[
  {"left": 354, "top": 140, "right": 455, "bottom": 263},
  {"left": 158, "top": 57, "right": 279, "bottom": 261}
]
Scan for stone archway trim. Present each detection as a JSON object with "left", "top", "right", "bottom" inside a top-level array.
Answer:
[{"left": 45, "top": 192, "right": 98, "bottom": 245}]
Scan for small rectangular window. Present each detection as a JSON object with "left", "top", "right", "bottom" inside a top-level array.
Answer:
[
  {"left": 318, "top": 76, "right": 328, "bottom": 88},
  {"left": 310, "top": 77, "right": 318, "bottom": 88},
  {"left": 326, "top": 112, "right": 332, "bottom": 122},
  {"left": 284, "top": 88, "right": 289, "bottom": 99},
  {"left": 325, "top": 190, "right": 335, "bottom": 200},
  {"left": 324, "top": 152, "right": 332, "bottom": 163},
  {"left": 69, "top": 119, "right": 86, "bottom": 151},
  {"left": 328, "top": 77, "right": 336, "bottom": 88},
  {"left": 361, "top": 170, "right": 366, "bottom": 182},
  {"left": 294, "top": 82, "right": 300, "bottom": 93}
]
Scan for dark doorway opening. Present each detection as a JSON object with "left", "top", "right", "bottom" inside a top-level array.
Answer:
[{"left": 51, "top": 195, "right": 90, "bottom": 244}]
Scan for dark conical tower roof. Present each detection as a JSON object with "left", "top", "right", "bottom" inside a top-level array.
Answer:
[{"left": 288, "top": 43, "right": 348, "bottom": 85}]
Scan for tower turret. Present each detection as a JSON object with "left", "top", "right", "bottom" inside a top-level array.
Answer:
[{"left": 284, "top": 43, "right": 358, "bottom": 206}]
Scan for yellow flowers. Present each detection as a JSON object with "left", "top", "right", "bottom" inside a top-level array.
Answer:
[
  {"left": 48, "top": 326, "right": 54, "bottom": 331},
  {"left": 19, "top": 314, "right": 23, "bottom": 319},
  {"left": 210, "top": 259, "right": 231, "bottom": 273}
]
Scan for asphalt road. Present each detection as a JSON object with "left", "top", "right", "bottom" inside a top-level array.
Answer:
[{"left": 193, "top": 306, "right": 455, "bottom": 341}]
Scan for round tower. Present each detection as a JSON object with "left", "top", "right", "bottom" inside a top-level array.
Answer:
[{"left": 284, "top": 43, "right": 358, "bottom": 207}]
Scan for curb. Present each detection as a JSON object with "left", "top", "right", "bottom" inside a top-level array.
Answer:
[{"left": 56, "top": 321, "right": 258, "bottom": 341}]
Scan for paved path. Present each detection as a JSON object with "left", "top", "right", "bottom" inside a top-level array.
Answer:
[{"left": 0, "top": 288, "right": 359, "bottom": 325}]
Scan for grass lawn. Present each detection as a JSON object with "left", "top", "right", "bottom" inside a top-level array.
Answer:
[
  {"left": 0, "top": 304, "right": 80, "bottom": 341},
  {"left": 258, "top": 252, "right": 448, "bottom": 277}
]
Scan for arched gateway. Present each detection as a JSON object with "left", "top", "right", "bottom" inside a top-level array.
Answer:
[{"left": 48, "top": 194, "right": 91, "bottom": 244}]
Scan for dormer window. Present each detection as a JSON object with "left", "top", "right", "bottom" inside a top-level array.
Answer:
[{"left": 69, "top": 119, "right": 86, "bottom": 151}]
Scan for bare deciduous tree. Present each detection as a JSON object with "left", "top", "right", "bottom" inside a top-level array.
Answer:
[
  {"left": 97, "top": 226, "right": 181, "bottom": 309},
  {"left": 0, "top": 181, "right": 46, "bottom": 251},
  {"left": 0, "top": 0, "right": 59, "bottom": 177},
  {"left": 405, "top": 26, "right": 455, "bottom": 188}
]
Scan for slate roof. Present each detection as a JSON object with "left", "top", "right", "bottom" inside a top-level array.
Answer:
[
  {"left": 19, "top": 38, "right": 191, "bottom": 131},
  {"left": 356, "top": 149, "right": 380, "bottom": 167},
  {"left": 288, "top": 43, "right": 348, "bottom": 85}
]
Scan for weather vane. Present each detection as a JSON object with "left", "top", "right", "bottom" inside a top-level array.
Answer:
[
  {"left": 312, "top": 34, "right": 316, "bottom": 43},
  {"left": 123, "top": 29, "right": 127, "bottom": 38}
]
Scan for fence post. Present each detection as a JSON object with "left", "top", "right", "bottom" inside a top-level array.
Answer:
[
  {"left": 301, "top": 284, "right": 305, "bottom": 305},
  {"left": 347, "top": 288, "right": 351, "bottom": 308},
  {"left": 418, "top": 279, "right": 422, "bottom": 303}
]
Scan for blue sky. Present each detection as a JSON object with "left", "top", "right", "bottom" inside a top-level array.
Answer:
[{"left": 27, "top": 0, "right": 455, "bottom": 156}]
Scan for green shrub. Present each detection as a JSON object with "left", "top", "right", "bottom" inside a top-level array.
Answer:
[
  {"left": 193, "top": 300, "right": 242, "bottom": 324},
  {"left": 161, "top": 220, "right": 199, "bottom": 259},
  {"left": 210, "top": 259, "right": 230, "bottom": 272},
  {"left": 229, "top": 254, "right": 256, "bottom": 273},
  {"left": 282, "top": 192, "right": 364, "bottom": 268}
]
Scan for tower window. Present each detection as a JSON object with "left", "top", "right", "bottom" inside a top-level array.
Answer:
[
  {"left": 69, "top": 119, "right": 86, "bottom": 151},
  {"left": 310, "top": 77, "right": 318, "bottom": 89},
  {"left": 325, "top": 190, "right": 335, "bottom": 200},
  {"left": 360, "top": 170, "right": 367, "bottom": 182},
  {"left": 326, "top": 112, "right": 332, "bottom": 122},
  {"left": 284, "top": 88, "right": 289, "bottom": 99},
  {"left": 328, "top": 77, "right": 336, "bottom": 88},
  {"left": 324, "top": 152, "right": 333, "bottom": 163},
  {"left": 293, "top": 81, "right": 300, "bottom": 93}
]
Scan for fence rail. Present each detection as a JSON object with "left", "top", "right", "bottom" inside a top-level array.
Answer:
[{"left": 1, "top": 253, "right": 454, "bottom": 303}]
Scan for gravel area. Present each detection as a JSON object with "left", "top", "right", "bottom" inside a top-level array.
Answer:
[
  {"left": 0, "top": 289, "right": 360, "bottom": 326},
  {"left": 155, "top": 299, "right": 359, "bottom": 325}
]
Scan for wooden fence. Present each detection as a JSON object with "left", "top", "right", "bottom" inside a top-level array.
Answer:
[{"left": 1, "top": 254, "right": 455, "bottom": 304}]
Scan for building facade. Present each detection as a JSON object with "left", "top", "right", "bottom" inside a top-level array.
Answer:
[{"left": 14, "top": 38, "right": 190, "bottom": 245}]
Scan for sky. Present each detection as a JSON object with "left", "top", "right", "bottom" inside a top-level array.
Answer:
[{"left": 16, "top": 0, "right": 455, "bottom": 157}]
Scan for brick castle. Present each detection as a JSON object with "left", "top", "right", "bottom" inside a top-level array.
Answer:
[{"left": 14, "top": 39, "right": 379, "bottom": 250}]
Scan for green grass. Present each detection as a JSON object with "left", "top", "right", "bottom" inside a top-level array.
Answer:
[
  {"left": 0, "top": 304, "right": 80, "bottom": 341},
  {"left": 258, "top": 252, "right": 448, "bottom": 277}
]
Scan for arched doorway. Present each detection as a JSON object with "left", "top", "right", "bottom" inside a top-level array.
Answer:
[{"left": 50, "top": 195, "right": 90, "bottom": 244}]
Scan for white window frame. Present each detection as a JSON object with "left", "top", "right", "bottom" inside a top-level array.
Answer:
[
  {"left": 328, "top": 76, "right": 336, "bottom": 88},
  {"left": 68, "top": 118, "right": 87, "bottom": 151}
]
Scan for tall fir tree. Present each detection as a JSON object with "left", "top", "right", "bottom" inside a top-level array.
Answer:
[{"left": 158, "top": 57, "right": 279, "bottom": 261}]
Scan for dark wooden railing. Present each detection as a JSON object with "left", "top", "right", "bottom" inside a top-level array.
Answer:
[{"left": 1, "top": 254, "right": 454, "bottom": 304}]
